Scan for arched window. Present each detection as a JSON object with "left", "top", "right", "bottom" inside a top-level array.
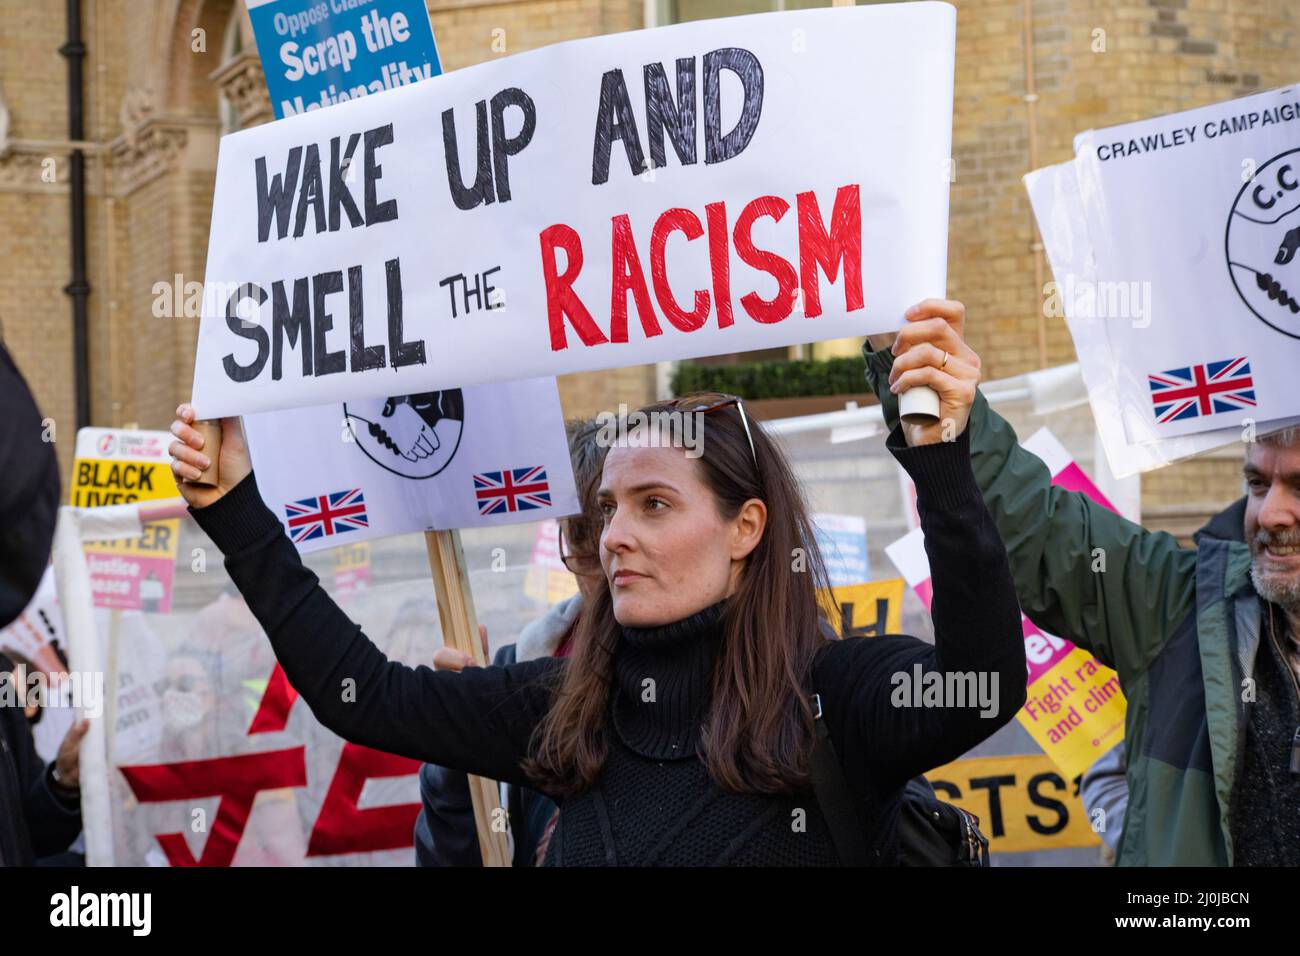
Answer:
[
  {"left": 218, "top": 8, "right": 247, "bottom": 135},
  {"left": 209, "top": 3, "right": 271, "bottom": 132}
]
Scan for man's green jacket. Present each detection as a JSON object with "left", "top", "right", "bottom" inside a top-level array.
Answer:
[{"left": 865, "top": 345, "right": 1263, "bottom": 865}]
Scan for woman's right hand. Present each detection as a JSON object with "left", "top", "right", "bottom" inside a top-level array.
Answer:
[{"left": 168, "top": 406, "right": 252, "bottom": 509}]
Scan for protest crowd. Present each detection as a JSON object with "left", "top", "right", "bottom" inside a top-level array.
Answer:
[{"left": 1, "top": 0, "right": 1298, "bottom": 901}]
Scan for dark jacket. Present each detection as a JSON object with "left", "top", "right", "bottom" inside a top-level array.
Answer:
[
  {"left": 0, "top": 654, "right": 83, "bottom": 866},
  {"left": 0, "top": 342, "right": 60, "bottom": 629},
  {"left": 415, "top": 594, "right": 579, "bottom": 866},
  {"left": 1078, "top": 497, "right": 1248, "bottom": 853},
  {"left": 414, "top": 643, "right": 560, "bottom": 867},
  {"left": 0, "top": 343, "right": 79, "bottom": 866}
]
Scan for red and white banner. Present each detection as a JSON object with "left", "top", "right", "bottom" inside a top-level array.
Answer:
[{"left": 100, "top": 584, "right": 441, "bottom": 866}]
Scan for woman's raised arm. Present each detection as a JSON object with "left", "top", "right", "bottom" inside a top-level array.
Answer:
[
  {"left": 816, "top": 302, "right": 1027, "bottom": 782},
  {"left": 169, "top": 411, "right": 557, "bottom": 788}
]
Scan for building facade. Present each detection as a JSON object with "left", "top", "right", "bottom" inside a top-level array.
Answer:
[{"left": 1, "top": 0, "right": 1293, "bottom": 522}]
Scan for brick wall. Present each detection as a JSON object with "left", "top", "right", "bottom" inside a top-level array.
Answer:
[{"left": 0, "top": 0, "right": 1291, "bottom": 514}]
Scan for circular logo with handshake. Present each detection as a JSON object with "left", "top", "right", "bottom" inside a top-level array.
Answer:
[
  {"left": 343, "top": 390, "right": 465, "bottom": 479},
  {"left": 1226, "top": 148, "right": 1300, "bottom": 340}
]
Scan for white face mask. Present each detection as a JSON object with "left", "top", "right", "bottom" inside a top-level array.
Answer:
[{"left": 161, "top": 688, "right": 206, "bottom": 732}]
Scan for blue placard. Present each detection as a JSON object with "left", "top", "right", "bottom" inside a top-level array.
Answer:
[
  {"left": 812, "top": 513, "right": 870, "bottom": 588},
  {"left": 246, "top": 0, "right": 442, "bottom": 119}
]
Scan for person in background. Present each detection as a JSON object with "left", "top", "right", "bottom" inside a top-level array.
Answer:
[
  {"left": 147, "top": 641, "right": 306, "bottom": 866},
  {"left": 1079, "top": 497, "right": 1248, "bottom": 861},
  {"left": 0, "top": 653, "right": 87, "bottom": 866},
  {"left": 1, "top": 650, "right": 87, "bottom": 866},
  {"left": 3, "top": 652, "right": 44, "bottom": 726},
  {"left": 865, "top": 300, "right": 1300, "bottom": 866},
  {"left": 415, "top": 418, "right": 607, "bottom": 866},
  {"left": 0, "top": 341, "right": 87, "bottom": 866},
  {"left": 0, "top": 342, "right": 59, "bottom": 632},
  {"left": 1080, "top": 742, "right": 1126, "bottom": 863}
]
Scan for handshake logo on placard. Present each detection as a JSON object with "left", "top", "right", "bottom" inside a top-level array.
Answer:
[
  {"left": 1226, "top": 148, "right": 1300, "bottom": 338},
  {"left": 343, "top": 390, "right": 465, "bottom": 479}
]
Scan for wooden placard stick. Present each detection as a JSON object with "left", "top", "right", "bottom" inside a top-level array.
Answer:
[
  {"left": 424, "top": 528, "right": 513, "bottom": 867},
  {"left": 104, "top": 610, "right": 122, "bottom": 765}
]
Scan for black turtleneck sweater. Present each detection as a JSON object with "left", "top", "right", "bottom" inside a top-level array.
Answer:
[{"left": 189, "top": 425, "right": 1025, "bottom": 865}]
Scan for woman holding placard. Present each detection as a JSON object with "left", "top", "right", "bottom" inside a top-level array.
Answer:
[{"left": 168, "top": 297, "right": 1024, "bottom": 866}]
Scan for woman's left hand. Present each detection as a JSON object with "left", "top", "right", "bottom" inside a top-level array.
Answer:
[{"left": 888, "top": 298, "right": 982, "bottom": 447}]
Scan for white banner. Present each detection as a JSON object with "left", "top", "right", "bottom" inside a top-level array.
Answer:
[
  {"left": 0, "top": 567, "right": 76, "bottom": 764},
  {"left": 1025, "top": 156, "right": 1300, "bottom": 477},
  {"left": 190, "top": 5, "right": 956, "bottom": 417},
  {"left": 243, "top": 377, "right": 578, "bottom": 552},
  {"left": 99, "top": 592, "right": 434, "bottom": 866},
  {"left": 1070, "top": 85, "right": 1300, "bottom": 441}
]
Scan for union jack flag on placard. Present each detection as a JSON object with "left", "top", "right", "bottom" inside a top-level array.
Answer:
[
  {"left": 283, "top": 489, "right": 369, "bottom": 544},
  {"left": 474, "top": 466, "right": 552, "bottom": 516},
  {"left": 1148, "top": 357, "right": 1256, "bottom": 425}
]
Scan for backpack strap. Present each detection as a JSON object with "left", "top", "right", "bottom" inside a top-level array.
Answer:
[{"left": 809, "top": 693, "right": 872, "bottom": 866}]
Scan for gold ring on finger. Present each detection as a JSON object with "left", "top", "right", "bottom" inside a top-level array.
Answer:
[{"left": 940, "top": 350, "right": 950, "bottom": 370}]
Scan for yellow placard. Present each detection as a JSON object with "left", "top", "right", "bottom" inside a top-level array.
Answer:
[
  {"left": 926, "top": 754, "right": 1103, "bottom": 854},
  {"left": 70, "top": 459, "right": 181, "bottom": 560},
  {"left": 70, "top": 429, "right": 183, "bottom": 611},
  {"left": 524, "top": 565, "right": 580, "bottom": 605},
  {"left": 1018, "top": 647, "right": 1126, "bottom": 779},
  {"left": 332, "top": 541, "right": 372, "bottom": 572},
  {"left": 818, "top": 579, "right": 905, "bottom": 638},
  {"left": 332, "top": 540, "right": 372, "bottom": 597}
]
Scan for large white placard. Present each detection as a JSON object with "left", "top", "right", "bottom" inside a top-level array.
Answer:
[
  {"left": 190, "top": 5, "right": 956, "bottom": 417},
  {"left": 1029, "top": 159, "right": 1277, "bottom": 476},
  {"left": 1071, "top": 85, "right": 1300, "bottom": 441},
  {"left": 1026, "top": 155, "right": 1300, "bottom": 477}
]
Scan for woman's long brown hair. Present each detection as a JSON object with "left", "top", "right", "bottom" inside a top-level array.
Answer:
[{"left": 523, "top": 393, "right": 836, "bottom": 798}]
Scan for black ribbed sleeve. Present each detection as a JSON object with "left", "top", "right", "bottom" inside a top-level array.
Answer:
[{"left": 189, "top": 471, "right": 559, "bottom": 790}]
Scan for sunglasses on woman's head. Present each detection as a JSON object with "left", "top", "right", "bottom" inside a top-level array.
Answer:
[{"left": 680, "top": 394, "right": 760, "bottom": 475}]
